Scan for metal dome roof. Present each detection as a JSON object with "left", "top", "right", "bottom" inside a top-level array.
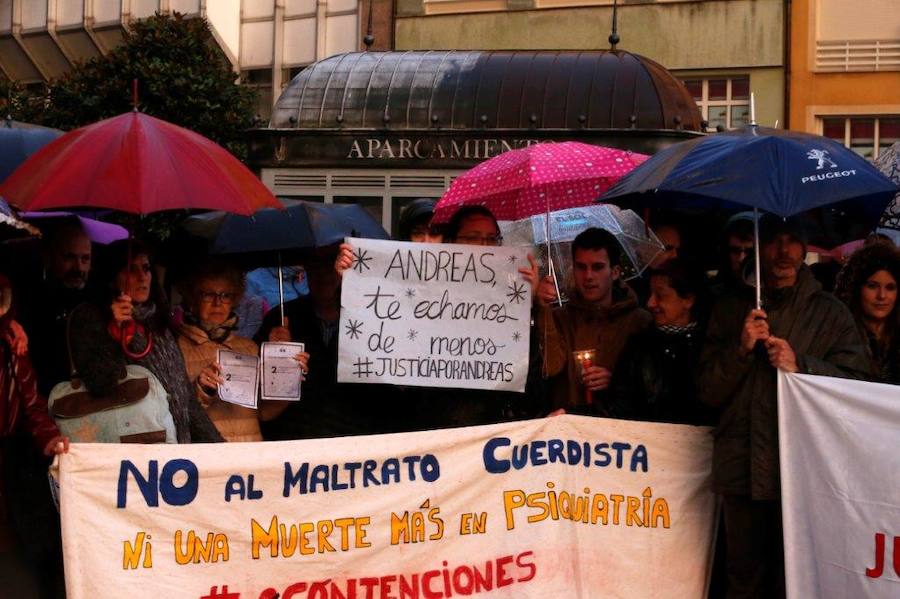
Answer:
[{"left": 270, "top": 50, "right": 702, "bottom": 132}]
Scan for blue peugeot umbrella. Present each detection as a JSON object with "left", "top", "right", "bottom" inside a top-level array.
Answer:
[
  {"left": 0, "top": 118, "right": 63, "bottom": 183},
  {"left": 184, "top": 199, "right": 389, "bottom": 323},
  {"left": 601, "top": 124, "right": 898, "bottom": 308}
]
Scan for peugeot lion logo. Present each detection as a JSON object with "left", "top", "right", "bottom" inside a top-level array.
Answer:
[
  {"left": 801, "top": 149, "right": 855, "bottom": 184},
  {"left": 807, "top": 149, "right": 838, "bottom": 170}
]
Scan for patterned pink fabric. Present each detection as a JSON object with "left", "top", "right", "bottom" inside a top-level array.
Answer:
[{"left": 433, "top": 142, "right": 648, "bottom": 223}]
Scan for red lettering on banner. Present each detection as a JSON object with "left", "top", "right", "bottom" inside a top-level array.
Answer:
[
  {"left": 254, "top": 550, "right": 539, "bottom": 597},
  {"left": 865, "top": 532, "right": 900, "bottom": 579}
]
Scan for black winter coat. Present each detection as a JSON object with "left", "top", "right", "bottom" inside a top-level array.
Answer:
[
  {"left": 609, "top": 325, "right": 717, "bottom": 426},
  {"left": 698, "top": 267, "right": 871, "bottom": 500}
]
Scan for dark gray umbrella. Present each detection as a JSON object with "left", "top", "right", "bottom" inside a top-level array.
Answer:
[
  {"left": 0, "top": 117, "right": 63, "bottom": 183},
  {"left": 184, "top": 199, "right": 390, "bottom": 324}
]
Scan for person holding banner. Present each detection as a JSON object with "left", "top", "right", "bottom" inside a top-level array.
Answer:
[
  {"left": 0, "top": 274, "right": 68, "bottom": 599},
  {"left": 535, "top": 227, "right": 651, "bottom": 417},
  {"left": 698, "top": 215, "right": 871, "bottom": 598},
  {"left": 835, "top": 240, "right": 900, "bottom": 384},
  {"left": 176, "top": 260, "right": 307, "bottom": 442}
]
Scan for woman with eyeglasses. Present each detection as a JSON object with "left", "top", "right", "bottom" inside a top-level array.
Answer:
[
  {"left": 175, "top": 260, "right": 307, "bottom": 441},
  {"left": 67, "top": 240, "right": 223, "bottom": 443}
]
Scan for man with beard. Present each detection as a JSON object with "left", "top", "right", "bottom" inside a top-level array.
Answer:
[
  {"left": 698, "top": 214, "right": 871, "bottom": 598},
  {"left": 19, "top": 220, "right": 93, "bottom": 396}
]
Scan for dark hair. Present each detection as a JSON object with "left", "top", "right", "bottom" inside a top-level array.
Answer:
[
  {"left": 571, "top": 227, "right": 622, "bottom": 268},
  {"left": 649, "top": 258, "right": 711, "bottom": 322},
  {"left": 398, "top": 198, "right": 438, "bottom": 241},
  {"left": 445, "top": 205, "right": 499, "bottom": 242},
  {"left": 43, "top": 218, "right": 89, "bottom": 257},
  {"left": 177, "top": 259, "right": 246, "bottom": 307},
  {"left": 94, "top": 239, "right": 170, "bottom": 332},
  {"left": 835, "top": 242, "right": 900, "bottom": 329}
]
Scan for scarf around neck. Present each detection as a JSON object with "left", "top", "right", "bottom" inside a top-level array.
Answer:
[{"left": 183, "top": 310, "right": 239, "bottom": 344}]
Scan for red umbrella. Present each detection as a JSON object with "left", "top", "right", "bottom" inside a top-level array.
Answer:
[
  {"left": 0, "top": 111, "right": 280, "bottom": 216},
  {"left": 432, "top": 141, "right": 648, "bottom": 223}
]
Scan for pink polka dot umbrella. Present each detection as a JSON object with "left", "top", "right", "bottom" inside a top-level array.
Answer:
[{"left": 432, "top": 141, "right": 648, "bottom": 223}]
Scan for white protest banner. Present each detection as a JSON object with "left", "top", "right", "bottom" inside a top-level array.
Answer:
[
  {"left": 778, "top": 373, "right": 900, "bottom": 598},
  {"left": 57, "top": 415, "right": 716, "bottom": 599},
  {"left": 337, "top": 238, "right": 532, "bottom": 391}
]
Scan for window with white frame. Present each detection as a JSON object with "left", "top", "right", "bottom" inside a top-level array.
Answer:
[
  {"left": 679, "top": 77, "right": 750, "bottom": 132},
  {"left": 816, "top": 0, "right": 900, "bottom": 72},
  {"left": 821, "top": 116, "right": 900, "bottom": 160}
]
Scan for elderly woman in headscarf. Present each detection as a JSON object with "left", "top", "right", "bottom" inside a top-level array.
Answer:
[
  {"left": 176, "top": 259, "right": 308, "bottom": 441},
  {"left": 835, "top": 240, "right": 900, "bottom": 384}
]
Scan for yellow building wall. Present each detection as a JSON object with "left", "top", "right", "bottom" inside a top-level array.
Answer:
[
  {"left": 396, "top": 0, "right": 785, "bottom": 70},
  {"left": 790, "top": 0, "right": 900, "bottom": 132}
]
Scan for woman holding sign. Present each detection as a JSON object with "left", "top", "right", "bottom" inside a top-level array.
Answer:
[{"left": 176, "top": 260, "right": 308, "bottom": 442}]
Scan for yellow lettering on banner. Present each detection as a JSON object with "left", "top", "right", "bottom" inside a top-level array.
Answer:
[
  {"left": 502, "top": 483, "right": 673, "bottom": 531},
  {"left": 390, "top": 500, "right": 443, "bottom": 544},
  {"left": 174, "top": 530, "right": 229, "bottom": 565},
  {"left": 317, "top": 520, "right": 336, "bottom": 553},
  {"left": 299, "top": 522, "right": 315, "bottom": 555},
  {"left": 355, "top": 517, "right": 372, "bottom": 548},
  {"left": 459, "top": 512, "right": 488, "bottom": 535},
  {"left": 503, "top": 490, "right": 525, "bottom": 530},
  {"left": 251, "top": 518, "right": 279, "bottom": 559},
  {"left": 252, "top": 516, "right": 372, "bottom": 559},
  {"left": 626, "top": 496, "right": 643, "bottom": 527},
  {"left": 122, "top": 532, "right": 152, "bottom": 570},
  {"left": 651, "top": 499, "right": 671, "bottom": 529}
]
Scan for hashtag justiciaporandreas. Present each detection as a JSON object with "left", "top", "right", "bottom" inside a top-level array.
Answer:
[{"left": 354, "top": 356, "right": 515, "bottom": 382}]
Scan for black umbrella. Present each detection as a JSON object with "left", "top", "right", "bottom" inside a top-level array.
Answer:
[
  {"left": 601, "top": 124, "right": 898, "bottom": 308},
  {"left": 183, "top": 199, "right": 390, "bottom": 323}
]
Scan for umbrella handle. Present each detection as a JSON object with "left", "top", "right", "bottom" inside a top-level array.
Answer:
[{"left": 754, "top": 207, "right": 762, "bottom": 310}]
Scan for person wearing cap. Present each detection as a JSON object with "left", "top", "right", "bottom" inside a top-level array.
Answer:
[{"left": 698, "top": 214, "right": 871, "bottom": 598}]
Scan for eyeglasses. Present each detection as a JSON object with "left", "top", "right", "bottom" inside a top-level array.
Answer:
[
  {"left": 456, "top": 234, "right": 503, "bottom": 246},
  {"left": 728, "top": 246, "right": 753, "bottom": 256},
  {"left": 199, "top": 290, "right": 237, "bottom": 304}
]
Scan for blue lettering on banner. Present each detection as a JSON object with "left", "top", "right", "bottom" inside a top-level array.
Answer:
[
  {"left": 116, "top": 459, "right": 199, "bottom": 508},
  {"left": 482, "top": 437, "right": 649, "bottom": 474},
  {"left": 283, "top": 454, "right": 441, "bottom": 496}
]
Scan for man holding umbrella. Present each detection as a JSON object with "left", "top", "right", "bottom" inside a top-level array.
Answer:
[{"left": 698, "top": 214, "right": 871, "bottom": 597}]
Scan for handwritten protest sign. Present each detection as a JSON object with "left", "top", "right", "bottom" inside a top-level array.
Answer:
[
  {"left": 337, "top": 238, "right": 532, "bottom": 392},
  {"left": 56, "top": 415, "right": 716, "bottom": 599},
  {"left": 779, "top": 373, "right": 900, "bottom": 598}
]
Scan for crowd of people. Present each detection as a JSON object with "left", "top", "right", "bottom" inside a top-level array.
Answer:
[{"left": 0, "top": 198, "right": 898, "bottom": 598}]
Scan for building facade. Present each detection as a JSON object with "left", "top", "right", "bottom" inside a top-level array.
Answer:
[
  {"left": 0, "top": 0, "right": 392, "bottom": 121},
  {"left": 394, "top": 0, "right": 787, "bottom": 131},
  {"left": 789, "top": 0, "right": 899, "bottom": 159},
  {"left": 248, "top": 49, "right": 702, "bottom": 234}
]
